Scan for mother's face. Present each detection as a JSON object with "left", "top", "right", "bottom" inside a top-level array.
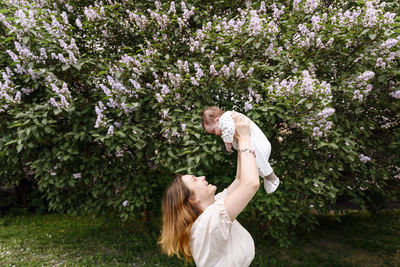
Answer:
[{"left": 181, "top": 175, "right": 217, "bottom": 204}]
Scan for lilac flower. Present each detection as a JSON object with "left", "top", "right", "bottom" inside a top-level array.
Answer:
[
  {"left": 236, "top": 68, "right": 245, "bottom": 79},
  {"left": 122, "top": 200, "right": 129, "bottom": 207},
  {"left": 107, "top": 125, "right": 114, "bottom": 136},
  {"left": 129, "top": 79, "right": 140, "bottom": 89},
  {"left": 210, "top": 65, "right": 218, "bottom": 76},
  {"left": 65, "top": 4, "right": 74, "bottom": 12},
  {"left": 248, "top": 11, "right": 262, "bottom": 36},
  {"left": 363, "top": 5, "right": 377, "bottom": 28},
  {"left": 312, "top": 127, "right": 323, "bottom": 137},
  {"left": 60, "top": 95, "right": 70, "bottom": 108},
  {"left": 316, "top": 38, "right": 325, "bottom": 49},
  {"left": 181, "top": 123, "right": 186, "bottom": 131},
  {"left": 49, "top": 97, "right": 59, "bottom": 108},
  {"left": 358, "top": 71, "right": 375, "bottom": 82},
  {"left": 73, "top": 173, "right": 81, "bottom": 179},
  {"left": 375, "top": 58, "right": 386, "bottom": 68},
  {"left": 156, "top": 93, "right": 163, "bottom": 103},
  {"left": 84, "top": 6, "right": 102, "bottom": 21},
  {"left": 14, "top": 92, "right": 21, "bottom": 103},
  {"left": 40, "top": 48, "right": 47, "bottom": 60},
  {"left": 94, "top": 101, "right": 107, "bottom": 128},
  {"left": 244, "top": 101, "right": 253, "bottom": 112},
  {"left": 220, "top": 65, "right": 230, "bottom": 78},
  {"left": 365, "top": 84, "right": 373, "bottom": 94},
  {"left": 317, "top": 108, "right": 335, "bottom": 118},
  {"left": 169, "top": 1, "right": 176, "bottom": 14},
  {"left": 383, "top": 12, "right": 396, "bottom": 24},
  {"left": 161, "top": 84, "right": 170, "bottom": 95},
  {"left": 21, "top": 88, "right": 33, "bottom": 95},
  {"left": 6, "top": 50, "right": 19, "bottom": 62},
  {"left": 246, "top": 68, "right": 254, "bottom": 77},
  {"left": 311, "top": 15, "right": 321, "bottom": 31},
  {"left": 390, "top": 91, "right": 400, "bottom": 99},
  {"left": 191, "top": 77, "right": 199, "bottom": 86},
  {"left": 359, "top": 154, "right": 371, "bottom": 163},
  {"left": 305, "top": 0, "right": 320, "bottom": 14},
  {"left": 380, "top": 38, "right": 399, "bottom": 50}
]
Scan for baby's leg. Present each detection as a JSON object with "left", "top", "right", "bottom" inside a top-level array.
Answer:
[
  {"left": 250, "top": 123, "right": 279, "bottom": 193},
  {"left": 250, "top": 126, "right": 273, "bottom": 177}
]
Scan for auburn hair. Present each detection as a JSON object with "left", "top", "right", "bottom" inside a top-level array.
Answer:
[
  {"left": 158, "top": 174, "right": 201, "bottom": 263},
  {"left": 201, "top": 106, "right": 224, "bottom": 128}
]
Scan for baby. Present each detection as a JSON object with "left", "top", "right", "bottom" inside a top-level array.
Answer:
[{"left": 201, "top": 106, "right": 280, "bottom": 193}]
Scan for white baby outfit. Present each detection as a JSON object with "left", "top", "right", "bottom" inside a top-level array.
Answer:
[
  {"left": 218, "top": 111, "right": 279, "bottom": 193},
  {"left": 190, "top": 189, "right": 255, "bottom": 267}
]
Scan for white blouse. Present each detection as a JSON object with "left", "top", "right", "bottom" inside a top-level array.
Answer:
[{"left": 189, "top": 189, "right": 255, "bottom": 267}]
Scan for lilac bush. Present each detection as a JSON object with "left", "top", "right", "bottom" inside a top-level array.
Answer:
[{"left": 0, "top": 0, "right": 399, "bottom": 246}]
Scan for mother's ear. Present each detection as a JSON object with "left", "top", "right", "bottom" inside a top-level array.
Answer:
[{"left": 188, "top": 194, "right": 199, "bottom": 206}]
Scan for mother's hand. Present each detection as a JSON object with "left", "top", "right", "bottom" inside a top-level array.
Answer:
[{"left": 232, "top": 112, "right": 250, "bottom": 141}]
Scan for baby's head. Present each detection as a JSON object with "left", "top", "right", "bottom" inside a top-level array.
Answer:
[{"left": 201, "top": 106, "right": 224, "bottom": 135}]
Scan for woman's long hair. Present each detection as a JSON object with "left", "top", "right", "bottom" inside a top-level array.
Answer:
[{"left": 158, "top": 174, "right": 201, "bottom": 263}]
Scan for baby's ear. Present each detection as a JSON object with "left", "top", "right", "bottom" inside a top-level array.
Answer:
[{"left": 215, "top": 117, "right": 220, "bottom": 123}]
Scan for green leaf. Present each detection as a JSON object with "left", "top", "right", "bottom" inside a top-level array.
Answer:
[
  {"left": 368, "top": 33, "right": 376, "bottom": 40},
  {"left": 17, "top": 143, "right": 23, "bottom": 153},
  {"left": 22, "top": 36, "right": 30, "bottom": 44},
  {"left": 244, "top": 37, "right": 254, "bottom": 45}
]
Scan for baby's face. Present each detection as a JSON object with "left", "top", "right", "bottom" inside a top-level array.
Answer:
[{"left": 204, "top": 123, "right": 222, "bottom": 136}]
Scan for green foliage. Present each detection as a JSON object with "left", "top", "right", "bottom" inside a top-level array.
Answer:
[
  {"left": 0, "top": 0, "right": 399, "bottom": 247},
  {"left": 0, "top": 212, "right": 399, "bottom": 266}
]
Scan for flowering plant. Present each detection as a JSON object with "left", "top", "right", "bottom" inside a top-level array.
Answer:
[{"left": 0, "top": 0, "right": 399, "bottom": 245}]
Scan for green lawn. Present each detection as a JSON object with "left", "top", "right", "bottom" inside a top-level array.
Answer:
[{"left": 0, "top": 211, "right": 399, "bottom": 266}]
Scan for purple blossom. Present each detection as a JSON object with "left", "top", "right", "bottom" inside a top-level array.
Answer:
[
  {"left": 129, "top": 79, "right": 140, "bottom": 89},
  {"left": 312, "top": 127, "right": 323, "bottom": 137},
  {"left": 107, "top": 125, "right": 114, "bottom": 136},
  {"left": 161, "top": 84, "right": 170, "bottom": 95},
  {"left": 210, "top": 65, "right": 218, "bottom": 76},
  {"left": 181, "top": 123, "right": 186, "bottom": 131},
  {"left": 317, "top": 108, "right": 335, "bottom": 118},
  {"left": 122, "top": 200, "right": 129, "bottom": 207},
  {"left": 390, "top": 91, "right": 400, "bottom": 99},
  {"left": 353, "top": 90, "right": 363, "bottom": 101},
  {"left": 191, "top": 77, "right": 199, "bottom": 86},
  {"left": 156, "top": 93, "right": 163, "bottom": 103},
  {"left": 359, "top": 154, "right": 371, "bottom": 163},
  {"left": 246, "top": 68, "right": 254, "bottom": 77},
  {"left": 236, "top": 68, "right": 245, "bottom": 79},
  {"left": 364, "top": 5, "right": 377, "bottom": 28},
  {"left": 244, "top": 101, "right": 253, "bottom": 112},
  {"left": 6, "top": 50, "right": 19, "bottom": 62},
  {"left": 73, "top": 173, "right": 81, "bottom": 179}
]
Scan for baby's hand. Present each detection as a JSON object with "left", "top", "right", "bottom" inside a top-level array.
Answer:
[{"left": 225, "top": 142, "right": 233, "bottom": 152}]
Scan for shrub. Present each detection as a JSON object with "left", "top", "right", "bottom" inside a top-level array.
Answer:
[{"left": 1, "top": 0, "right": 399, "bottom": 246}]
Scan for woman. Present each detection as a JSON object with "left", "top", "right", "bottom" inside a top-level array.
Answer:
[{"left": 159, "top": 113, "right": 260, "bottom": 266}]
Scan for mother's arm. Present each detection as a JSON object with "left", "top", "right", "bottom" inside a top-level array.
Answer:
[
  {"left": 224, "top": 114, "right": 260, "bottom": 222},
  {"left": 226, "top": 153, "right": 241, "bottom": 194}
]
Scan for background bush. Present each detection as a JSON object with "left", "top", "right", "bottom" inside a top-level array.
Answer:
[{"left": 1, "top": 0, "right": 399, "bottom": 246}]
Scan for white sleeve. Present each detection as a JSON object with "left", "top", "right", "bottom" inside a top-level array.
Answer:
[
  {"left": 218, "top": 113, "right": 235, "bottom": 143},
  {"left": 190, "top": 198, "right": 232, "bottom": 267}
]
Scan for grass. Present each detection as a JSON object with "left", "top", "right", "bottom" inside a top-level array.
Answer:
[{"left": 0, "top": 211, "right": 399, "bottom": 266}]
